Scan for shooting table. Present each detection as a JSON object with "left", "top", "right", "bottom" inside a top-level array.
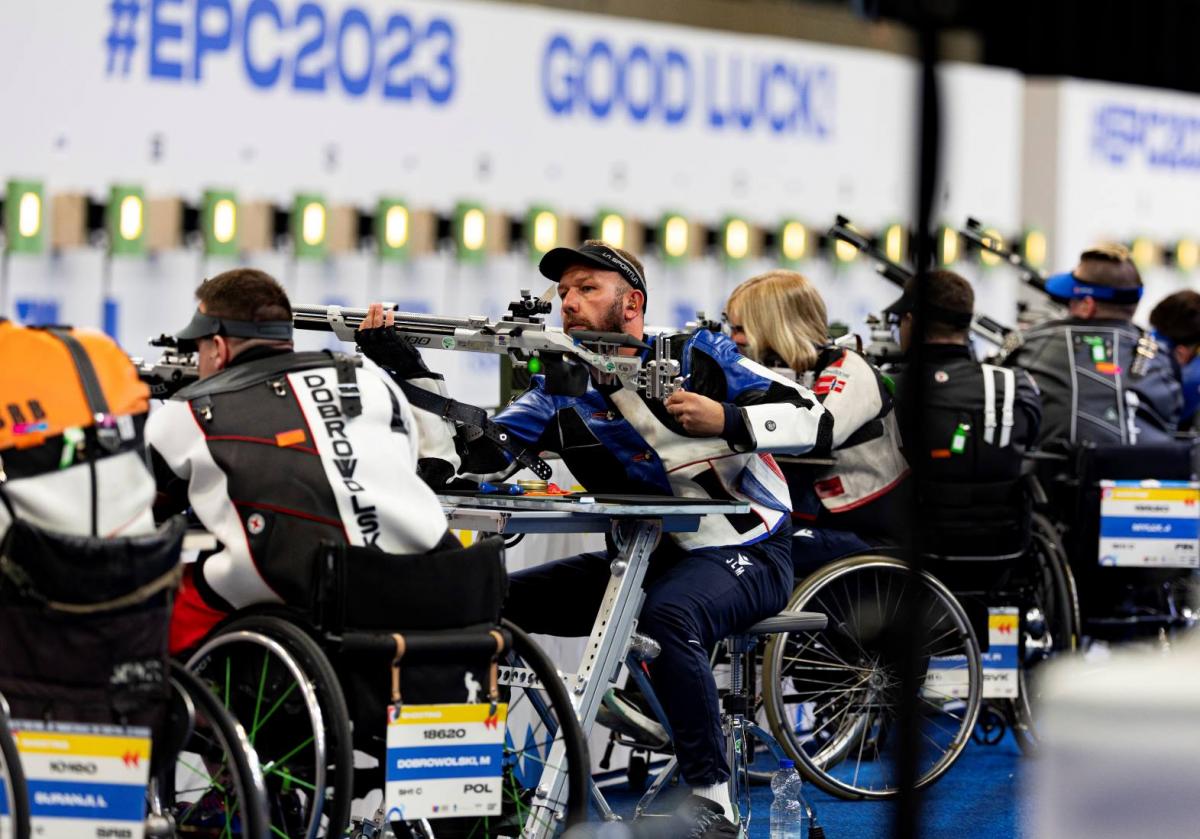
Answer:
[{"left": 438, "top": 493, "right": 750, "bottom": 836}]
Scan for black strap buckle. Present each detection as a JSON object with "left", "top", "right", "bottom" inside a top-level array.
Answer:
[{"left": 329, "top": 352, "right": 363, "bottom": 418}]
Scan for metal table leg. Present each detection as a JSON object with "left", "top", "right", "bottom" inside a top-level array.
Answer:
[{"left": 524, "top": 518, "right": 662, "bottom": 838}]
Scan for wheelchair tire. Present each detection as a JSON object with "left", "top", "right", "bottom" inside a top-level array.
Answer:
[
  {"left": 186, "top": 615, "right": 354, "bottom": 839},
  {"left": 1010, "top": 514, "right": 1081, "bottom": 756},
  {"left": 421, "top": 619, "right": 587, "bottom": 839},
  {"left": 762, "top": 555, "right": 983, "bottom": 800},
  {"left": 0, "top": 693, "right": 30, "bottom": 839},
  {"left": 502, "top": 618, "right": 589, "bottom": 834},
  {"left": 1031, "top": 512, "right": 1081, "bottom": 653},
  {"left": 156, "top": 662, "right": 271, "bottom": 839}
]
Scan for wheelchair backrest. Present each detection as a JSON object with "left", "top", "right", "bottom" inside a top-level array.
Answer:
[
  {"left": 917, "top": 477, "right": 1031, "bottom": 561},
  {"left": 312, "top": 534, "right": 507, "bottom": 634},
  {"left": 0, "top": 515, "right": 186, "bottom": 724}
]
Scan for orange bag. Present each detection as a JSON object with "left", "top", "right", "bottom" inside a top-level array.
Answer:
[{"left": 0, "top": 319, "right": 149, "bottom": 452}]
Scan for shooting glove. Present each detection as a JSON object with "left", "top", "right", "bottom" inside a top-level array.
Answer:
[{"left": 355, "top": 326, "right": 432, "bottom": 380}]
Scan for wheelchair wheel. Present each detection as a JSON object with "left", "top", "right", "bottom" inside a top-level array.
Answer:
[
  {"left": 152, "top": 662, "right": 270, "bottom": 839},
  {"left": 762, "top": 555, "right": 983, "bottom": 799},
  {"left": 430, "top": 619, "right": 588, "bottom": 838},
  {"left": 1030, "top": 512, "right": 1081, "bottom": 653},
  {"left": 186, "top": 615, "right": 354, "bottom": 839},
  {"left": 0, "top": 693, "right": 30, "bottom": 839},
  {"left": 1010, "top": 514, "right": 1081, "bottom": 756}
]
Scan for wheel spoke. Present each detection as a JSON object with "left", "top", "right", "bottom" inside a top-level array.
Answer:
[
  {"left": 250, "top": 679, "right": 299, "bottom": 739},
  {"left": 251, "top": 650, "right": 271, "bottom": 746},
  {"left": 262, "top": 734, "right": 315, "bottom": 778}
]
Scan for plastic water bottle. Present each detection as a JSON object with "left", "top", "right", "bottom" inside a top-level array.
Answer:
[{"left": 769, "top": 759, "right": 804, "bottom": 839}]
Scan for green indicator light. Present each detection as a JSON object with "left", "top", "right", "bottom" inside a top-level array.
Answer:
[{"left": 528, "top": 357, "right": 542, "bottom": 374}]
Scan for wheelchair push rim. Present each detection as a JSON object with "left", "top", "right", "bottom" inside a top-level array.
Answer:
[
  {"left": 187, "top": 623, "right": 342, "bottom": 839},
  {"left": 763, "top": 555, "right": 983, "bottom": 800},
  {"left": 156, "top": 662, "right": 270, "bottom": 839},
  {"left": 0, "top": 693, "right": 30, "bottom": 839},
  {"left": 423, "top": 619, "right": 588, "bottom": 839}
]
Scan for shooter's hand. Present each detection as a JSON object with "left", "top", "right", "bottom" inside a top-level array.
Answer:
[
  {"left": 664, "top": 390, "right": 726, "bottom": 436},
  {"left": 355, "top": 302, "right": 430, "bottom": 379}
]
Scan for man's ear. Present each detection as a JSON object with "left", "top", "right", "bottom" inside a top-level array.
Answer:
[
  {"left": 212, "top": 334, "right": 232, "bottom": 369},
  {"left": 1069, "top": 297, "right": 1096, "bottom": 319},
  {"left": 1175, "top": 344, "right": 1194, "bottom": 368},
  {"left": 626, "top": 289, "right": 645, "bottom": 321}
]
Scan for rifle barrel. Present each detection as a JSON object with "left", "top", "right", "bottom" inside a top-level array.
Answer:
[{"left": 291, "top": 304, "right": 478, "bottom": 338}]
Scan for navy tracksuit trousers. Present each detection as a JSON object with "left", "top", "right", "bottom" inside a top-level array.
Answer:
[{"left": 504, "top": 522, "right": 794, "bottom": 786}]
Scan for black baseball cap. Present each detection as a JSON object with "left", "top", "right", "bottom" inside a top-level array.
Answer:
[
  {"left": 883, "top": 276, "right": 973, "bottom": 328},
  {"left": 539, "top": 242, "right": 648, "bottom": 306}
]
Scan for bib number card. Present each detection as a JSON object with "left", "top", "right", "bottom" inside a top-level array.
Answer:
[
  {"left": 923, "top": 609, "right": 1018, "bottom": 700},
  {"left": 385, "top": 703, "right": 507, "bottom": 822},
  {"left": 1098, "top": 481, "right": 1200, "bottom": 569},
  {"left": 980, "top": 608, "right": 1018, "bottom": 700},
  {"left": 13, "top": 721, "right": 151, "bottom": 839}
]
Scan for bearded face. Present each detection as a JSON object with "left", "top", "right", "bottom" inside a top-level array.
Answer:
[{"left": 563, "top": 293, "right": 626, "bottom": 333}]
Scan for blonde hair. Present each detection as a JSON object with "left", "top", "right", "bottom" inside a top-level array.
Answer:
[{"left": 727, "top": 270, "right": 828, "bottom": 372}]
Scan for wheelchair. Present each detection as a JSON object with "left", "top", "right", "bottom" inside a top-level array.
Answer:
[
  {"left": 181, "top": 536, "right": 590, "bottom": 839},
  {"left": 1037, "top": 439, "right": 1199, "bottom": 643},
  {"left": 0, "top": 516, "right": 270, "bottom": 838},
  {"left": 758, "top": 471, "right": 1080, "bottom": 796}
]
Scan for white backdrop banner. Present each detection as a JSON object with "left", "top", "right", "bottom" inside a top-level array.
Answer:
[
  {"left": 1022, "top": 77, "right": 1200, "bottom": 314},
  {"left": 2, "top": 0, "right": 1020, "bottom": 227}
]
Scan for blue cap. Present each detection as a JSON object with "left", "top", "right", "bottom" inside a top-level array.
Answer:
[
  {"left": 1043, "top": 271, "right": 1143, "bottom": 305},
  {"left": 779, "top": 759, "right": 795, "bottom": 769}
]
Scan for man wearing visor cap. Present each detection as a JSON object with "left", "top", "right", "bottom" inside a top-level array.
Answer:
[
  {"left": 356, "top": 239, "right": 833, "bottom": 826},
  {"left": 1001, "top": 244, "right": 1181, "bottom": 448},
  {"left": 144, "top": 268, "right": 456, "bottom": 653}
]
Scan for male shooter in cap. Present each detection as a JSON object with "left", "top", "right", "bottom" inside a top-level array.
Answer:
[
  {"left": 1002, "top": 244, "right": 1180, "bottom": 447},
  {"left": 886, "top": 271, "right": 1041, "bottom": 547},
  {"left": 356, "top": 240, "right": 833, "bottom": 827},
  {"left": 145, "top": 268, "right": 456, "bottom": 653}
]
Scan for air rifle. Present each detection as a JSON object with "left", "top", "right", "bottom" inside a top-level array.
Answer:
[
  {"left": 132, "top": 335, "right": 199, "bottom": 399},
  {"left": 958, "top": 217, "right": 1067, "bottom": 328},
  {"left": 959, "top": 217, "right": 1051, "bottom": 295},
  {"left": 827, "top": 214, "right": 1012, "bottom": 347},
  {"left": 292, "top": 287, "right": 684, "bottom": 400}
]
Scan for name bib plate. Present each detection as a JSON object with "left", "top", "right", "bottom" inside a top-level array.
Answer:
[{"left": 384, "top": 703, "right": 507, "bottom": 822}]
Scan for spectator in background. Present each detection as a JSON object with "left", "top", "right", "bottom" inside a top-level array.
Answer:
[{"left": 1149, "top": 289, "right": 1200, "bottom": 431}]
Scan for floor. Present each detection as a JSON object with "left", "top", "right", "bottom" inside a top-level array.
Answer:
[{"left": 600, "top": 731, "right": 1026, "bottom": 838}]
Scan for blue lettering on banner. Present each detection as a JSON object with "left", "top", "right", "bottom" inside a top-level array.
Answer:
[
  {"left": 104, "top": 0, "right": 456, "bottom": 107},
  {"left": 104, "top": 298, "right": 121, "bottom": 340},
  {"left": 26, "top": 780, "right": 146, "bottom": 821},
  {"left": 1092, "top": 103, "right": 1200, "bottom": 171},
  {"left": 1099, "top": 516, "right": 1199, "bottom": 540},
  {"left": 15, "top": 299, "right": 60, "bottom": 326},
  {"left": 386, "top": 744, "right": 505, "bottom": 781},
  {"left": 540, "top": 33, "right": 833, "bottom": 139}
]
